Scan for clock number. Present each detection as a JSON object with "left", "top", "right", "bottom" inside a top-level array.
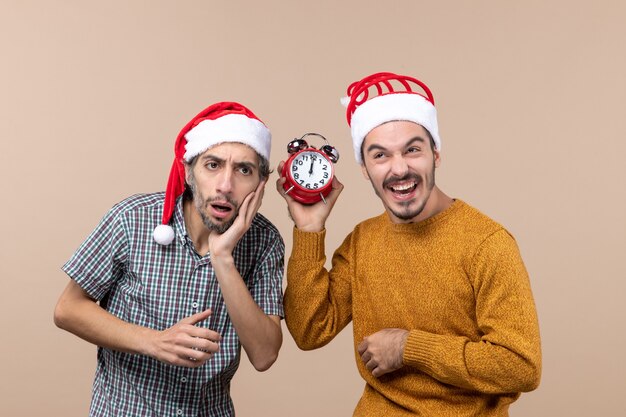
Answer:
[
  {"left": 322, "top": 165, "right": 328, "bottom": 170},
  {"left": 313, "top": 183, "right": 319, "bottom": 189},
  {"left": 320, "top": 179, "right": 325, "bottom": 185},
  {"left": 305, "top": 183, "right": 311, "bottom": 189},
  {"left": 297, "top": 160, "right": 304, "bottom": 166},
  {"left": 292, "top": 165, "right": 298, "bottom": 172},
  {"left": 323, "top": 172, "right": 329, "bottom": 179},
  {"left": 294, "top": 173, "right": 299, "bottom": 179}
]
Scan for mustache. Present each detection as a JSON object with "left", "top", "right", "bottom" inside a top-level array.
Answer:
[
  {"left": 382, "top": 173, "right": 422, "bottom": 189},
  {"left": 204, "top": 195, "right": 239, "bottom": 208}
]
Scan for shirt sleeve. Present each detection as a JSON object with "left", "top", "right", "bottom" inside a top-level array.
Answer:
[
  {"left": 402, "top": 229, "right": 542, "bottom": 394},
  {"left": 248, "top": 227, "right": 285, "bottom": 318},
  {"left": 283, "top": 227, "right": 353, "bottom": 350},
  {"left": 62, "top": 205, "right": 129, "bottom": 301}
]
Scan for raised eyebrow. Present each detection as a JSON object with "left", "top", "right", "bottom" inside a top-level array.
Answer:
[
  {"left": 366, "top": 143, "right": 388, "bottom": 153},
  {"left": 200, "top": 154, "right": 225, "bottom": 164},
  {"left": 405, "top": 136, "right": 426, "bottom": 147}
]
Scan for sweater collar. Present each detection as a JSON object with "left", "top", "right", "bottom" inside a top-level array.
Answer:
[{"left": 384, "top": 199, "right": 464, "bottom": 233}]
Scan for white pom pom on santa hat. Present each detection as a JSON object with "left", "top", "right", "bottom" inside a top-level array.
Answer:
[{"left": 153, "top": 224, "right": 175, "bottom": 245}]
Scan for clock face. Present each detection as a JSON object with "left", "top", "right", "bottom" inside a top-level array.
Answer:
[{"left": 289, "top": 150, "right": 332, "bottom": 192}]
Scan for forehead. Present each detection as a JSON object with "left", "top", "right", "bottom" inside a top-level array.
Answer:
[
  {"left": 364, "top": 121, "right": 429, "bottom": 149},
  {"left": 198, "top": 142, "right": 259, "bottom": 164}
]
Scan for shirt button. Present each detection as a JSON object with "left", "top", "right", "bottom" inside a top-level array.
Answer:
[
  {"left": 180, "top": 377, "right": 187, "bottom": 383},
  {"left": 176, "top": 409, "right": 183, "bottom": 416},
  {"left": 191, "top": 302, "right": 199, "bottom": 309}
]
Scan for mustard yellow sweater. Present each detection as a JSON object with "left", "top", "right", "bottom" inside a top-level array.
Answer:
[{"left": 284, "top": 200, "right": 541, "bottom": 416}]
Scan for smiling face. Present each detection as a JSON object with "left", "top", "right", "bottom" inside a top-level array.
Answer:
[
  {"left": 185, "top": 142, "right": 261, "bottom": 234},
  {"left": 361, "top": 121, "right": 441, "bottom": 224}
]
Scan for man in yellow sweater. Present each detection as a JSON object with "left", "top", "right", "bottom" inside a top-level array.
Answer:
[{"left": 276, "top": 71, "right": 541, "bottom": 416}]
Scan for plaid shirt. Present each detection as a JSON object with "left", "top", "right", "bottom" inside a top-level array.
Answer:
[{"left": 63, "top": 192, "right": 284, "bottom": 417}]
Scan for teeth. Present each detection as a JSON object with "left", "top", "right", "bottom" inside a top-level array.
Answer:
[{"left": 390, "top": 182, "right": 415, "bottom": 191}]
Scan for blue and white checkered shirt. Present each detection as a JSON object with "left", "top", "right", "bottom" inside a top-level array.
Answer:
[{"left": 63, "top": 192, "right": 284, "bottom": 417}]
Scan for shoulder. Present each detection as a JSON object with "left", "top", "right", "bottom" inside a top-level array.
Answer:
[
  {"left": 451, "top": 200, "right": 512, "bottom": 240},
  {"left": 248, "top": 212, "right": 284, "bottom": 245},
  {"left": 452, "top": 200, "right": 522, "bottom": 259},
  {"left": 352, "top": 212, "right": 388, "bottom": 235},
  {"left": 103, "top": 192, "right": 165, "bottom": 223},
  {"left": 93, "top": 192, "right": 165, "bottom": 234},
  {"left": 333, "top": 213, "right": 388, "bottom": 250},
  {"left": 110, "top": 192, "right": 165, "bottom": 215}
]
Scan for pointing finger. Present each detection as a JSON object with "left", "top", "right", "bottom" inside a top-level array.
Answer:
[{"left": 180, "top": 308, "right": 212, "bottom": 325}]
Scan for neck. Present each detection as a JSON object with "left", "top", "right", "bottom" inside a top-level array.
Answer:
[
  {"left": 419, "top": 187, "right": 454, "bottom": 222},
  {"left": 183, "top": 198, "right": 211, "bottom": 255},
  {"left": 391, "top": 186, "right": 454, "bottom": 224}
]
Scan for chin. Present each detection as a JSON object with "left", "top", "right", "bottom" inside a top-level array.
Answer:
[{"left": 388, "top": 199, "right": 429, "bottom": 222}]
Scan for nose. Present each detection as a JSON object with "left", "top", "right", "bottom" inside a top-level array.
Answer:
[
  {"left": 215, "top": 169, "right": 234, "bottom": 194},
  {"left": 389, "top": 154, "right": 409, "bottom": 177}
]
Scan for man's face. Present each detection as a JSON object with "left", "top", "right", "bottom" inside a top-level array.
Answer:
[
  {"left": 185, "top": 142, "right": 261, "bottom": 233},
  {"left": 361, "top": 121, "right": 440, "bottom": 224}
]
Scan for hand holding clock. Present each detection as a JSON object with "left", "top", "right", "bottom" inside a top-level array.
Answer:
[
  {"left": 276, "top": 161, "right": 343, "bottom": 233},
  {"left": 280, "top": 133, "right": 339, "bottom": 205}
]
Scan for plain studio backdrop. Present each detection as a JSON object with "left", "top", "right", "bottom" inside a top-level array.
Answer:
[{"left": 1, "top": 1, "right": 624, "bottom": 416}]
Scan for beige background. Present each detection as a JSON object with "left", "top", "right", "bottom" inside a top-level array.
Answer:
[{"left": 1, "top": 1, "right": 625, "bottom": 416}]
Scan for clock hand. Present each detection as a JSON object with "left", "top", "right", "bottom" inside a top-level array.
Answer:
[{"left": 309, "top": 159, "right": 314, "bottom": 175}]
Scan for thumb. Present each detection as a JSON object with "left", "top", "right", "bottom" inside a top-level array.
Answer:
[
  {"left": 180, "top": 308, "right": 212, "bottom": 325},
  {"left": 323, "top": 177, "right": 344, "bottom": 206}
]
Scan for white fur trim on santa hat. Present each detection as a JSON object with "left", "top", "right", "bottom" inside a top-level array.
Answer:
[
  {"left": 153, "top": 224, "right": 175, "bottom": 245},
  {"left": 183, "top": 113, "right": 271, "bottom": 162},
  {"left": 349, "top": 93, "right": 441, "bottom": 164}
]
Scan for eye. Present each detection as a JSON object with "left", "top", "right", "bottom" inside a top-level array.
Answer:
[
  {"left": 406, "top": 146, "right": 420, "bottom": 154},
  {"left": 372, "top": 152, "right": 385, "bottom": 159},
  {"left": 206, "top": 161, "right": 219, "bottom": 170},
  {"left": 239, "top": 166, "right": 252, "bottom": 175}
]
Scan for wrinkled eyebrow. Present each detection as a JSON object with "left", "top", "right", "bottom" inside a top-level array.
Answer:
[
  {"left": 366, "top": 136, "right": 426, "bottom": 153},
  {"left": 200, "top": 153, "right": 258, "bottom": 170},
  {"left": 200, "top": 153, "right": 225, "bottom": 164}
]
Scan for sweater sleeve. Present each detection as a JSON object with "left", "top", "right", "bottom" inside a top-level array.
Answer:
[
  {"left": 402, "top": 229, "right": 542, "bottom": 394},
  {"left": 283, "top": 227, "right": 353, "bottom": 350}
]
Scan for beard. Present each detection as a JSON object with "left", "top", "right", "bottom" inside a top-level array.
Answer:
[
  {"left": 195, "top": 195, "right": 240, "bottom": 234},
  {"left": 188, "top": 174, "right": 240, "bottom": 234},
  {"left": 369, "top": 161, "right": 436, "bottom": 222}
]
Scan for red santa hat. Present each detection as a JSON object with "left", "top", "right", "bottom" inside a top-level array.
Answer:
[
  {"left": 341, "top": 72, "right": 441, "bottom": 164},
  {"left": 153, "top": 101, "right": 271, "bottom": 245}
]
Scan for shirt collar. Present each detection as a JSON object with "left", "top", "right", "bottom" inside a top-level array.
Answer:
[{"left": 172, "top": 196, "right": 188, "bottom": 246}]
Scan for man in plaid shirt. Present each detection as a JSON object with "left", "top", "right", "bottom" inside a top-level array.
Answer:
[{"left": 54, "top": 102, "right": 284, "bottom": 417}]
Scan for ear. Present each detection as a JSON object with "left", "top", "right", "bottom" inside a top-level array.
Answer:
[
  {"left": 360, "top": 163, "right": 370, "bottom": 181},
  {"left": 184, "top": 162, "right": 192, "bottom": 184},
  {"left": 433, "top": 148, "right": 442, "bottom": 168}
]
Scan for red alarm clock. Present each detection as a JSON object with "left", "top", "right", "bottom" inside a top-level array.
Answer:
[{"left": 281, "top": 133, "right": 340, "bottom": 204}]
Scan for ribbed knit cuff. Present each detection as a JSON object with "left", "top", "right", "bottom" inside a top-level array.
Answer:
[
  {"left": 403, "top": 329, "right": 440, "bottom": 370},
  {"left": 291, "top": 227, "right": 326, "bottom": 261}
]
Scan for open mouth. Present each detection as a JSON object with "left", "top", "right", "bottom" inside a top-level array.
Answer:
[
  {"left": 211, "top": 203, "right": 233, "bottom": 213},
  {"left": 207, "top": 199, "right": 236, "bottom": 219},
  {"left": 387, "top": 180, "right": 418, "bottom": 196}
]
